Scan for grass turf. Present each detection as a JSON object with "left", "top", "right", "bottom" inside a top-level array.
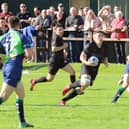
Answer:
[{"left": 0, "top": 63, "right": 129, "bottom": 129}]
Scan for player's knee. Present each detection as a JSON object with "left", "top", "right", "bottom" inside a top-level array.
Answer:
[
  {"left": 17, "top": 92, "right": 25, "bottom": 100},
  {"left": 123, "top": 74, "right": 129, "bottom": 86},
  {"left": 46, "top": 77, "right": 54, "bottom": 82},
  {"left": 80, "top": 74, "right": 91, "bottom": 87},
  {"left": 70, "top": 69, "right": 75, "bottom": 75}
]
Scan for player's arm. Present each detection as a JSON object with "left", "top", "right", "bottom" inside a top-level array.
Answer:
[
  {"left": 80, "top": 51, "right": 97, "bottom": 66},
  {"left": 63, "top": 49, "right": 68, "bottom": 58}
]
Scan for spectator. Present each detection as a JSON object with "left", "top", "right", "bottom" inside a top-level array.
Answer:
[
  {"left": 0, "top": 2, "right": 13, "bottom": 23},
  {"left": 84, "top": 9, "right": 102, "bottom": 48},
  {"left": 52, "top": 11, "right": 65, "bottom": 28},
  {"left": 33, "top": 6, "right": 41, "bottom": 17},
  {"left": 113, "top": 5, "right": 120, "bottom": 14},
  {"left": 17, "top": 3, "right": 31, "bottom": 28},
  {"left": 98, "top": 5, "right": 115, "bottom": 63},
  {"left": 84, "top": 9, "right": 102, "bottom": 31},
  {"left": 78, "top": 8, "right": 85, "bottom": 22},
  {"left": 35, "top": 9, "right": 51, "bottom": 29},
  {"left": 110, "top": 10, "right": 128, "bottom": 64},
  {"left": 83, "top": 6, "right": 89, "bottom": 17},
  {"left": 57, "top": 3, "right": 67, "bottom": 19},
  {"left": 98, "top": 5, "right": 114, "bottom": 33},
  {"left": 0, "top": 17, "right": 8, "bottom": 35},
  {"left": 0, "top": 17, "right": 8, "bottom": 68},
  {"left": 34, "top": 9, "right": 52, "bottom": 62},
  {"left": 65, "top": 7, "right": 84, "bottom": 62},
  {"left": 49, "top": 6, "right": 56, "bottom": 21}
]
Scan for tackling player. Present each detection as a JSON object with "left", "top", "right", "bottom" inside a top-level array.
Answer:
[
  {"left": 112, "top": 56, "right": 129, "bottom": 103},
  {"left": 0, "top": 16, "right": 34, "bottom": 128},
  {"left": 59, "top": 31, "right": 109, "bottom": 105},
  {"left": 30, "top": 23, "right": 76, "bottom": 91}
]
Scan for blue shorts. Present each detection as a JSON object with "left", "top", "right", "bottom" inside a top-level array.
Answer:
[
  {"left": 125, "top": 62, "right": 129, "bottom": 74},
  {"left": 3, "top": 55, "right": 23, "bottom": 87}
]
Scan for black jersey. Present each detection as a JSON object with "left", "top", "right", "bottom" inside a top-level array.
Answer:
[
  {"left": 81, "top": 42, "right": 107, "bottom": 76},
  {"left": 17, "top": 12, "right": 31, "bottom": 28},
  {"left": 84, "top": 42, "right": 107, "bottom": 63},
  {"left": 51, "top": 33, "right": 64, "bottom": 60},
  {"left": 49, "top": 33, "right": 68, "bottom": 75}
]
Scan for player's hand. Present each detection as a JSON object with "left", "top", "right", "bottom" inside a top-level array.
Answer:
[
  {"left": 63, "top": 43, "right": 68, "bottom": 49},
  {"left": 86, "top": 61, "right": 98, "bottom": 67}
]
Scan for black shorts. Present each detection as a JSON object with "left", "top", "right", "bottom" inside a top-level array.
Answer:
[
  {"left": 81, "top": 65, "right": 98, "bottom": 86},
  {"left": 48, "top": 57, "right": 68, "bottom": 75}
]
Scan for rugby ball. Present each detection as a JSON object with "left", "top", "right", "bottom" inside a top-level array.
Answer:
[{"left": 88, "top": 56, "right": 99, "bottom": 65}]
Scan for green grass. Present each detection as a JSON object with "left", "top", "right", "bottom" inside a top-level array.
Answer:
[{"left": 0, "top": 63, "right": 129, "bottom": 129}]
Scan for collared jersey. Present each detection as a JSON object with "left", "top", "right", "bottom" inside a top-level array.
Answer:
[{"left": 0, "top": 29, "right": 32, "bottom": 63}]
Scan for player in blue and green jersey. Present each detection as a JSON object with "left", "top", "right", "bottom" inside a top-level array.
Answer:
[{"left": 0, "top": 16, "right": 34, "bottom": 128}]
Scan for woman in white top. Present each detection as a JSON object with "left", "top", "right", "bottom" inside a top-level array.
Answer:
[{"left": 83, "top": 9, "right": 102, "bottom": 47}]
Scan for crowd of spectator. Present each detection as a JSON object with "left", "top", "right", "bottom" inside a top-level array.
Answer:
[{"left": 0, "top": 2, "right": 129, "bottom": 63}]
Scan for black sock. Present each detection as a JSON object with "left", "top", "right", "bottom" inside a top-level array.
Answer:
[
  {"left": 70, "top": 80, "right": 81, "bottom": 89},
  {"left": 35, "top": 76, "right": 48, "bottom": 83},
  {"left": 70, "top": 75, "right": 76, "bottom": 83},
  {"left": 16, "top": 98, "right": 25, "bottom": 123},
  {"left": 62, "top": 89, "right": 78, "bottom": 102},
  {"left": 0, "top": 97, "right": 3, "bottom": 104}
]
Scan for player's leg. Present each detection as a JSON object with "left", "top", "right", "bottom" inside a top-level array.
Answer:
[
  {"left": 62, "top": 74, "right": 90, "bottom": 96},
  {"left": 62, "top": 63, "right": 76, "bottom": 83},
  {"left": 60, "top": 74, "right": 91, "bottom": 105},
  {"left": 112, "top": 61, "right": 129, "bottom": 103},
  {"left": 0, "top": 82, "right": 14, "bottom": 104},
  {"left": 30, "top": 73, "right": 56, "bottom": 91},
  {"left": 15, "top": 81, "right": 34, "bottom": 128},
  {"left": 112, "top": 74, "right": 129, "bottom": 103},
  {"left": 30, "top": 63, "right": 57, "bottom": 91}
]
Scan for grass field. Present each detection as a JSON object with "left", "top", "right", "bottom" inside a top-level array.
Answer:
[{"left": 1, "top": 63, "right": 129, "bottom": 129}]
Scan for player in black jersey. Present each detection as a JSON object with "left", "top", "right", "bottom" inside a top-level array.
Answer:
[
  {"left": 30, "top": 23, "right": 76, "bottom": 91},
  {"left": 59, "top": 31, "right": 109, "bottom": 105}
]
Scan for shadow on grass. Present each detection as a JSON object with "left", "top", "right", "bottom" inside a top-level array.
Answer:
[{"left": 23, "top": 63, "right": 48, "bottom": 71}]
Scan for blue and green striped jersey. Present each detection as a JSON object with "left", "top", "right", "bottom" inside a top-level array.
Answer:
[{"left": 0, "top": 29, "right": 33, "bottom": 62}]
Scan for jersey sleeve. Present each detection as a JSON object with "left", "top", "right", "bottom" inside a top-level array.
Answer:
[{"left": 83, "top": 43, "right": 92, "bottom": 55}]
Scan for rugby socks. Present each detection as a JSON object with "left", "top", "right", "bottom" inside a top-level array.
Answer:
[
  {"left": 0, "top": 97, "right": 3, "bottom": 104},
  {"left": 70, "top": 75, "right": 76, "bottom": 83},
  {"left": 35, "top": 76, "right": 48, "bottom": 83},
  {"left": 70, "top": 80, "right": 81, "bottom": 89},
  {"left": 16, "top": 98, "right": 25, "bottom": 123},
  {"left": 62, "top": 89, "right": 78, "bottom": 102},
  {"left": 112, "top": 85, "right": 126, "bottom": 103}
]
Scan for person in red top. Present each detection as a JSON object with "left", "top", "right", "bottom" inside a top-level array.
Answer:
[
  {"left": 110, "top": 10, "right": 128, "bottom": 64},
  {"left": 0, "top": 2, "right": 13, "bottom": 23}
]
